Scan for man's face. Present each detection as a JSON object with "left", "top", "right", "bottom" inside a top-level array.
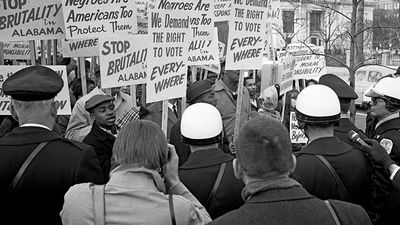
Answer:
[
  {"left": 196, "top": 89, "right": 217, "bottom": 106},
  {"left": 224, "top": 70, "right": 240, "bottom": 83},
  {"left": 245, "top": 79, "right": 257, "bottom": 97},
  {"left": 91, "top": 101, "right": 116, "bottom": 128},
  {"left": 370, "top": 97, "right": 390, "bottom": 119}
]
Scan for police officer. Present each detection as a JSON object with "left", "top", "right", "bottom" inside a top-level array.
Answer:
[
  {"left": 366, "top": 77, "right": 400, "bottom": 164},
  {"left": 290, "top": 85, "right": 376, "bottom": 221},
  {"left": 178, "top": 103, "right": 244, "bottom": 219},
  {"left": 319, "top": 73, "right": 367, "bottom": 146},
  {"left": 365, "top": 76, "right": 400, "bottom": 225},
  {"left": 0, "top": 66, "right": 105, "bottom": 225}
]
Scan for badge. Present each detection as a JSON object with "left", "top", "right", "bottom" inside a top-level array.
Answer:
[{"left": 380, "top": 138, "right": 393, "bottom": 154}]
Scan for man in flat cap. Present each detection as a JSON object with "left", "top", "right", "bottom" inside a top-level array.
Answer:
[
  {"left": 83, "top": 94, "right": 117, "bottom": 180},
  {"left": 170, "top": 79, "right": 218, "bottom": 166},
  {"left": 319, "top": 73, "right": 367, "bottom": 147},
  {"left": 0, "top": 66, "right": 105, "bottom": 225}
]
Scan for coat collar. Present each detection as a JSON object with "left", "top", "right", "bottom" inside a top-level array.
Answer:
[
  {"left": 0, "top": 127, "right": 61, "bottom": 145},
  {"left": 246, "top": 185, "right": 316, "bottom": 203},
  {"left": 108, "top": 164, "right": 166, "bottom": 193},
  {"left": 90, "top": 122, "right": 116, "bottom": 141},
  {"left": 179, "top": 148, "right": 234, "bottom": 169},
  {"left": 152, "top": 101, "right": 180, "bottom": 123},
  {"left": 334, "top": 118, "right": 357, "bottom": 132},
  {"left": 300, "top": 136, "right": 354, "bottom": 156}
]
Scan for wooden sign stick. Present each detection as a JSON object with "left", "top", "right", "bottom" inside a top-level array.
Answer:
[
  {"left": 130, "top": 85, "right": 137, "bottom": 107},
  {"left": 40, "top": 40, "right": 46, "bottom": 65},
  {"left": 233, "top": 70, "right": 246, "bottom": 146},
  {"left": 52, "top": 40, "right": 58, "bottom": 65},
  {"left": 46, "top": 40, "right": 52, "bottom": 65},
  {"left": 0, "top": 42, "right": 4, "bottom": 65},
  {"left": 29, "top": 41, "right": 36, "bottom": 65},
  {"left": 161, "top": 100, "right": 168, "bottom": 138},
  {"left": 78, "top": 57, "right": 88, "bottom": 95}
]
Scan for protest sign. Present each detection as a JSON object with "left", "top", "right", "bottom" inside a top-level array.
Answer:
[
  {"left": 266, "top": 0, "right": 281, "bottom": 28},
  {"left": 187, "top": 0, "right": 219, "bottom": 66},
  {"left": 225, "top": 0, "right": 268, "bottom": 70},
  {"left": 146, "top": 0, "right": 190, "bottom": 103},
  {"left": 0, "top": 0, "right": 65, "bottom": 41},
  {"left": 137, "top": 16, "right": 148, "bottom": 34},
  {"left": 61, "top": 38, "right": 99, "bottom": 57},
  {"left": 278, "top": 44, "right": 327, "bottom": 80},
  {"left": 278, "top": 55, "right": 295, "bottom": 94},
  {"left": 3, "top": 41, "right": 30, "bottom": 60},
  {"left": 0, "top": 65, "right": 71, "bottom": 115},
  {"left": 290, "top": 111, "right": 308, "bottom": 144},
  {"left": 62, "top": 0, "right": 137, "bottom": 39},
  {"left": 99, "top": 35, "right": 148, "bottom": 88},
  {"left": 198, "top": 30, "right": 223, "bottom": 74},
  {"left": 214, "top": 0, "right": 232, "bottom": 22}
]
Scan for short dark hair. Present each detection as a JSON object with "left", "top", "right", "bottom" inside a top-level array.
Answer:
[{"left": 237, "top": 116, "right": 293, "bottom": 178}]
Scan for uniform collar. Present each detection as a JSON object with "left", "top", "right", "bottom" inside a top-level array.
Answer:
[
  {"left": 179, "top": 148, "right": 234, "bottom": 169},
  {"left": 0, "top": 126, "right": 61, "bottom": 145},
  {"left": 301, "top": 136, "right": 354, "bottom": 156},
  {"left": 20, "top": 123, "right": 51, "bottom": 130},
  {"left": 376, "top": 113, "right": 400, "bottom": 129}
]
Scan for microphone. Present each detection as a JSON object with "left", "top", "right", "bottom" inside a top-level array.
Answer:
[{"left": 348, "top": 130, "right": 368, "bottom": 147}]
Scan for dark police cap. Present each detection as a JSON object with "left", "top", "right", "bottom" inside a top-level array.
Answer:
[
  {"left": 186, "top": 79, "right": 214, "bottom": 103},
  {"left": 3, "top": 66, "right": 63, "bottom": 101},
  {"left": 319, "top": 73, "right": 358, "bottom": 102},
  {"left": 85, "top": 94, "right": 114, "bottom": 112}
]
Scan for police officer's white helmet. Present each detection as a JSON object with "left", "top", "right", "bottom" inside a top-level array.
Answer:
[
  {"left": 366, "top": 77, "right": 400, "bottom": 105},
  {"left": 181, "top": 103, "right": 223, "bottom": 145},
  {"left": 296, "top": 84, "right": 340, "bottom": 124}
]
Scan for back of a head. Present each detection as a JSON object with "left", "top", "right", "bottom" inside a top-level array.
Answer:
[
  {"left": 237, "top": 116, "right": 293, "bottom": 178},
  {"left": 113, "top": 120, "right": 168, "bottom": 169}
]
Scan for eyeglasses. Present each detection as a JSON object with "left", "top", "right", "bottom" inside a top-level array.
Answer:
[{"left": 371, "top": 97, "right": 387, "bottom": 105}]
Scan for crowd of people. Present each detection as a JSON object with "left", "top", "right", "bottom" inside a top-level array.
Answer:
[{"left": 0, "top": 60, "right": 400, "bottom": 225}]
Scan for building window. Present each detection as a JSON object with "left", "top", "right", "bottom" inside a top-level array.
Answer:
[
  {"left": 310, "top": 11, "right": 322, "bottom": 33},
  {"left": 283, "top": 11, "right": 294, "bottom": 33}
]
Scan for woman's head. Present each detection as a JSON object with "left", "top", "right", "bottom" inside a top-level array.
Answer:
[{"left": 113, "top": 120, "right": 168, "bottom": 169}]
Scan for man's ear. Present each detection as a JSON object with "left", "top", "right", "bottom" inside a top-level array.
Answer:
[
  {"left": 9, "top": 103, "right": 18, "bottom": 122},
  {"left": 50, "top": 101, "right": 58, "bottom": 117},
  {"left": 89, "top": 111, "right": 95, "bottom": 120},
  {"left": 288, "top": 154, "right": 297, "bottom": 175},
  {"left": 233, "top": 159, "right": 243, "bottom": 180}
]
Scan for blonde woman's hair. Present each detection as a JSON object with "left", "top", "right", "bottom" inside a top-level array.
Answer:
[{"left": 113, "top": 120, "right": 168, "bottom": 169}]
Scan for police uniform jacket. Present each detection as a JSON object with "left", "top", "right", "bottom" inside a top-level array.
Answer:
[
  {"left": 371, "top": 115, "right": 400, "bottom": 225},
  {"left": 291, "top": 137, "right": 375, "bottom": 218},
  {"left": 179, "top": 148, "right": 245, "bottom": 219},
  {"left": 83, "top": 121, "right": 116, "bottom": 180},
  {"left": 207, "top": 184, "right": 372, "bottom": 225},
  {"left": 0, "top": 126, "right": 105, "bottom": 225},
  {"left": 334, "top": 118, "right": 368, "bottom": 147}
]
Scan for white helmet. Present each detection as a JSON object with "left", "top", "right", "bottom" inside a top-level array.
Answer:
[
  {"left": 366, "top": 77, "right": 400, "bottom": 105},
  {"left": 296, "top": 84, "right": 340, "bottom": 124},
  {"left": 181, "top": 103, "right": 223, "bottom": 145}
]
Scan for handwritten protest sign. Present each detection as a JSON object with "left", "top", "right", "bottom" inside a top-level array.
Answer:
[
  {"left": 62, "top": 0, "right": 137, "bottom": 39},
  {"left": 0, "top": 0, "right": 65, "bottom": 41},
  {"left": 214, "top": 0, "right": 232, "bottom": 22},
  {"left": 198, "top": 30, "right": 223, "bottom": 74},
  {"left": 3, "top": 41, "right": 30, "bottom": 60},
  {"left": 61, "top": 38, "right": 99, "bottom": 57},
  {"left": 0, "top": 65, "right": 71, "bottom": 115},
  {"left": 99, "top": 35, "right": 148, "bottom": 88},
  {"left": 278, "top": 55, "right": 295, "bottom": 94},
  {"left": 278, "top": 44, "right": 327, "bottom": 80},
  {"left": 146, "top": 0, "right": 190, "bottom": 103},
  {"left": 266, "top": 0, "right": 281, "bottom": 28},
  {"left": 290, "top": 111, "right": 308, "bottom": 144},
  {"left": 137, "top": 16, "right": 148, "bottom": 34},
  {"left": 225, "top": 0, "right": 268, "bottom": 70},
  {"left": 187, "top": 0, "right": 219, "bottom": 66}
]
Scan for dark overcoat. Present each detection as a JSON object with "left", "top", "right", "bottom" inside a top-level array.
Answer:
[{"left": 0, "top": 127, "right": 105, "bottom": 225}]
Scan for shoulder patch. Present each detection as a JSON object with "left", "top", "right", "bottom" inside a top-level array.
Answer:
[{"left": 380, "top": 138, "right": 393, "bottom": 154}]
